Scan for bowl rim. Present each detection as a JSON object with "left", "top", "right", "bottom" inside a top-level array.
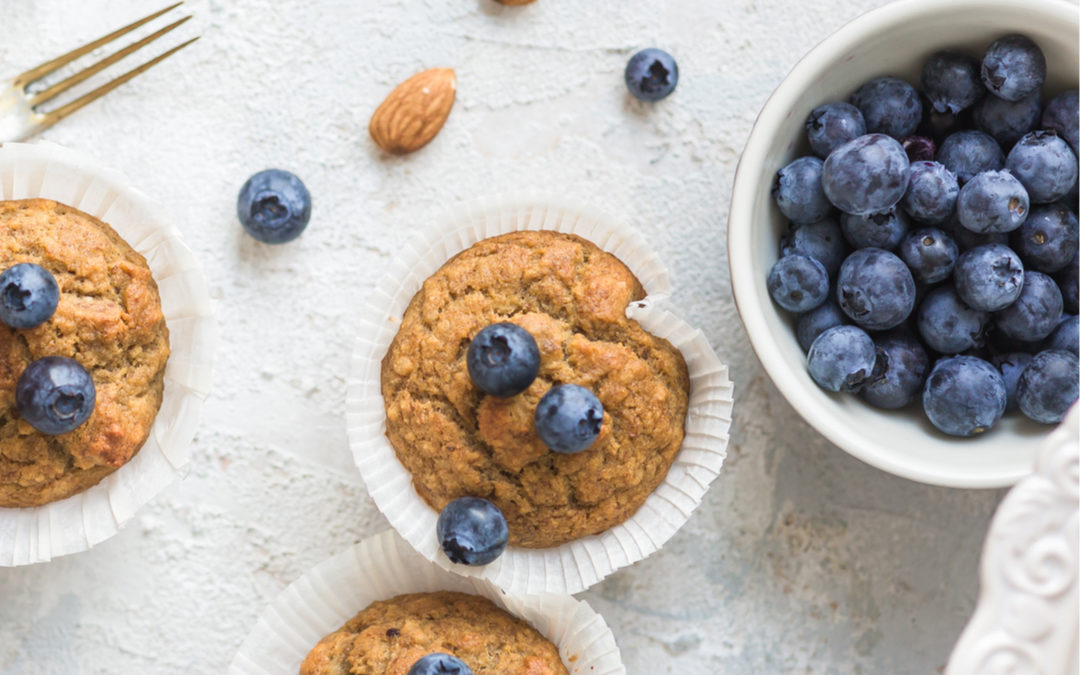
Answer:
[{"left": 728, "top": 0, "right": 1080, "bottom": 488}]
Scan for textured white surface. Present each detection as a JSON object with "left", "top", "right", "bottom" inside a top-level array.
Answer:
[
  {"left": 947, "top": 406, "right": 1079, "bottom": 675},
  {"left": 0, "top": 0, "right": 1041, "bottom": 672}
]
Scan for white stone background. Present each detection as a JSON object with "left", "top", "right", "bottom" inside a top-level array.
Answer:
[{"left": 0, "top": 0, "right": 1064, "bottom": 672}]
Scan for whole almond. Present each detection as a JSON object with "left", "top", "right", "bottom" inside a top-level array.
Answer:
[
  {"left": 369, "top": 68, "right": 457, "bottom": 154},
  {"left": 495, "top": 0, "right": 537, "bottom": 5}
]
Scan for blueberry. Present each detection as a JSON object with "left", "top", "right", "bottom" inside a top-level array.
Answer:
[
  {"left": 436, "top": 497, "right": 509, "bottom": 566},
  {"left": 16, "top": 356, "right": 96, "bottom": 435},
  {"left": 466, "top": 323, "right": 540, "bottom": 397},
  {"left": 921, "top": 51, "right": 985, "bottom": 115},
  {"left": 624, "top": 48, "right": 678, "bottom": 101},
  {"left": 922, "top": 356, "right": 1006, "bottom": 436},
  {"left": 0, "top": 263, "right": 59, "bottom": 330},
  {"left": 534, "top": 384, "right": 603, "bottom": 454},
  {"left": 917, "top": 285, "right": 990, "bottom": 354},
  {"left": 956, "top": 170, "right": 1030, "bottom": 234},
  {"left": 840, "top": 208, "right": 909, "bottom": 251},
  {"left": 836, "top": 248, "right": 915, "bottom": 330},
  {"left": 990, "top": 351, "right": 1034, "bottom": 412},
  {"left": 1016, "top": 349, "right": 1079, "bottom": 423},
  {"left": 796, "top": 295, "right": 849, "bottom": 352},
  {"left": 807, "top": 325, "right": 876, "bottom": 392},
  {"left": 981, "top": 34, "right": 1046, "bottom": 102},
  {"left": 1011, "top": 202, "right": 1079, "bottom": 273},
  {"left": 772, "top": 156, "right": 832, "bottom": 225},
  {"left": 1042, "top": 90, "right": 1079, "bottom": 154},
  {"left": 805, "top": 102, "right": 866, "bottom": 158},
  {"left": 953, "top": 243, "right": 1024, "bottom": 311},
  {"left": 973, "top": 91, "right": 1041, "bottom": 149},
  {"left": 937, "top": 130, "right": 1005, "bottom": 185},
  {"left": 901, "top": 135, "right": 937, "bottom": 163},
  {"left": 408, "top": 654, "right": 473, "bottom": 675},
  {"left": 1044, "top": 314, "right": 1079, "bottom": 354},
  {"left": 1005, "top": 131, "right": 1079, "bottom": 203},
  {"left": 1056, "top": 249, "right": 1079, "bottom": 314},
  {"left": 994, "top": 270, "right": 1063, "bottom": 341},
  {"left": 899, "top": 228, "right": 959, "bottom": 284},
  {"left": 767, "top": 254, "right": 829, "bottom": 313},
  {"left": 821, "top": 134, "right": 910, "bottom": 216},
  {"left": 780, "top": 217, "right": 849, "bottom": 276},
  {"left": 237, "top": 169, "right": 312, "bottom": 244},
  {"left": 859, "top": 332, "right": 929, "bottom": 409},
  {"left": 850, "top": 76, "right": 923, "bottom": 139},
  {"left": 900, "top": 161, "right": 958, "bottom": 224}
]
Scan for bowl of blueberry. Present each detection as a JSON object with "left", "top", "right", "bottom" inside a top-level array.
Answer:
[{"left": 728, "top": 0, "right": 1079, "bottom": 487}]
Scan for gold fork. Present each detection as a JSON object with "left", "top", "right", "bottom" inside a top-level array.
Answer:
[{"left": 0, "top": 2, "right": 198, "bottom": 142}]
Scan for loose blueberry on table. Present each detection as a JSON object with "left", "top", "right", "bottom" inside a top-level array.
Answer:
[
  {"left": 624, "top": 48, "right": 678, "bottom": 102},
  {"left": 0, "top": 263, "right": 59, "bottom": 329},
  {"left": 436, "top": 496, "right": 509, "bottom": 566},
  {"left": 534, "top": 383, "right": 604, "bottom": 454},
  {"left": 408, "top": 653, "right": 473, "bottom": 675},
  {"left": 766, "top": 32, "right": 1079, "bottom": 437},
  {"left": 16, "top": 356, "right": 96, "bottom": 435},
  {"left": 237, "top": 168, "right": 312, "bottom": 244},
  {"left": 466, "top": 322, "right": 540, "bottom": 397}
]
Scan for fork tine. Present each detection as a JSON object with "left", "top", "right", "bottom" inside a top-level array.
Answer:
[
  {"left": 13, "top": 2, "right": 184, "bottom": 88},
  {"left": 30, "top": 15, "right": 193, "bottom": 107},
  {"left": 39, "top": 37, "right": 199, "bottom": 131}
]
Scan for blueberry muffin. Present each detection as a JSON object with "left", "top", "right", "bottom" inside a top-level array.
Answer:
[
  {"left": 300, "top": 591, "right": 567, "bottom": 675},
  {"left": 0, "top": 199, "right": 169, "bottom": 507},
  {"left": 381, "top": 230, "right": 689, "bottom": 548}
]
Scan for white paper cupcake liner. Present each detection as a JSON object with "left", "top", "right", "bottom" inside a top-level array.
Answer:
[
  {"left": 346, "top": 193, "right": 734, "bottom": 595},
  {"left": 0, "top": 141, "right": 215, "bottom": 566},
  {"left": 229, "top": 529, "right": 625, "bottom": 675}
]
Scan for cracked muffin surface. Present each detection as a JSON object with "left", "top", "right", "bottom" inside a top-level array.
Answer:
[
  {"left": 300, "top": 591, "right": 567, "bottom": 675},
  {"left": 381, "top": 230, "right": 689, "bottom": 548},
  {"left": 0, "top": 199, "right": 169, "bottom": 507}
]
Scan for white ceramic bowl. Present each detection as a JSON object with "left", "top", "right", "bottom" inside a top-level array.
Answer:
[{"left": 728, "top": 0, "right": 1080, "bottom": 488}]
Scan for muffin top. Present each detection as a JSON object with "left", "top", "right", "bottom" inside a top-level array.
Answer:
[
  {"left": 382, "top": 230, "right": 689, "bottom": 548},
  {"left": 300, "top": 591, "right": 567, "bottom": 675},
  {"left": 0, "top": 199, "right": 169, "bottom": 508}
]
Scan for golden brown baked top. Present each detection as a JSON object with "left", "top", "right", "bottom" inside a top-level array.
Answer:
[
  {"left": 0, "top": 199, "right": 169, "bottom": 508},
  {"left": 300, "top": 591, "right": 567, "bottom": 675},
  {"left": 382, "top": 230, "right": 689, "bottom": 548}
]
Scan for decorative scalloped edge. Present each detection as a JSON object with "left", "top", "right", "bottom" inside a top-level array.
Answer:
[
  {"left": 947, "top": 404, "right": 1079, "bottom": 674},
  {"left": 229, "top": 529, "right": 626, "bottom": 675},
  {"left": 0, "top": 142, "right": 215, "bottom": 566},
  {"left": 345, "top": 194, "right": 733, "bottom": 595}
]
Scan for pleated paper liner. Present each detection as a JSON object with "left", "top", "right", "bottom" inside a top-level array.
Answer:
[
  {"left": 0, "top": 141, "right": 215, "bottom": 566},
  {"left": 229, "top": 529, "right": 625, "bottom": 675},
  {"left": 346, "top": 194, "right": 734, "bottom": 595}
]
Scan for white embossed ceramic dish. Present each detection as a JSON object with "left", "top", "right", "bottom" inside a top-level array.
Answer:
[
  {"left": 229, "top": 529, "right": 626, "bottom": 675},
  {"left": 346, "top": 194, "right": 734, "bottom": 595},
  {"left": 728, "top": 0, "right": 1079, "bottom": 488},
  {"left": 947, "top": 404, "right": 1078, "bottom": 674}
]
